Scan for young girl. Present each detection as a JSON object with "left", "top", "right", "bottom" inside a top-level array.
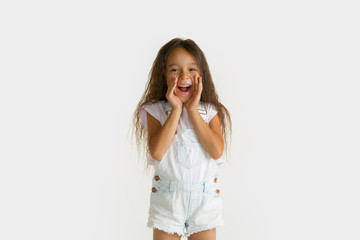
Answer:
[{"left": 133, "top": 38, "right": 231, "bottom": 240}]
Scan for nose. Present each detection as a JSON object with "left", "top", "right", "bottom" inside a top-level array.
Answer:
[{"left": 179, "top": 72, "right": 191, "bottom": 81}]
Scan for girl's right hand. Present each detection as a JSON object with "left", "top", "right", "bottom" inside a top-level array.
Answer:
[{"left": 166, "top": 76, "right": 183, "bottom": 112}]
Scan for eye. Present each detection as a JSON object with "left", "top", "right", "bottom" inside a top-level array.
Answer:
[
  {"left": 189, "top": 68, "right": 197, "bottom": 71},
  {"left": 170, "top": 69, "right": 179, "bottom": 72}
]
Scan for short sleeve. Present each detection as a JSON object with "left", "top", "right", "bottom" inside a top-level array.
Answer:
[
  {"left": 139, "top": 102, "right": 164, "bottom": 129},
  {"left": 206, "top": 103, "right": 219, "bottom": 123},
  {"left": 214, "top": 157, "right": 225, "bottom": 165}
]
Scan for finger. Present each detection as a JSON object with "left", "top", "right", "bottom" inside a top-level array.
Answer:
[
  {"left": 198, "top": 76, "right": 203, "bottom": 96},
  {"left": 167, "top": 78, "right": 174, "bottom": 95},
  {"left": 195, "top": 75, "right": 200, "bottom": 97},
  {"left": 173, "top": 77, "right": 178, "bottom": 91},
  {"left": 193, "top": 74, "right": 198, "bottom": 95},
  {"left": 172, "top": 77, "right": 179, "bottom": 95},
  {"left": 169, "top": 76, "right": 175, "bottom": 90}
]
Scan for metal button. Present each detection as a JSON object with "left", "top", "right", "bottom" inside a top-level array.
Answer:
[
  {"left": 152, "top": 187, "right": 157, "bottom": 193},
  {"left": 154, "top": 175, "right": 160, "bottom": 181},
  {"left": 216, "top": 189, "right": 220, "bottom": 194},
  {"left": 214, "top": 177, "right": 218, "bottom": 183}
]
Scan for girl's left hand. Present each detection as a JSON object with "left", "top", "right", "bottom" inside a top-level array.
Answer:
[{"left": 185, "top": 74, "right": 203, "bottom": 112}]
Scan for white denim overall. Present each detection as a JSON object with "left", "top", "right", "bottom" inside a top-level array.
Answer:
[{"left": 147, "top": 102, "right": 224, "bottom": 237}]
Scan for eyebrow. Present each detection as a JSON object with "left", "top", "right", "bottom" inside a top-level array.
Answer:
[{"left": 167, "top": 63, "right": 198, "bottom": 68}]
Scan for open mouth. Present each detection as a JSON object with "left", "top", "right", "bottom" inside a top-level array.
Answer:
[{"left": 177, "top": 84, "right": 191, "bottom": 93}]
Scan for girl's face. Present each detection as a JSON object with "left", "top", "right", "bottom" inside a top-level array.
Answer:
[{"left": 165, "top": 47, "right": 200, "bottom": 104}]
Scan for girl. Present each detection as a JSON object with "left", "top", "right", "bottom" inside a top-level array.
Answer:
[{"left": 133, "top": 38, "right": 231, "bottom": 240}]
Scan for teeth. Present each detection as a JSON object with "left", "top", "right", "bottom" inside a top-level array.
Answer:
[{"left": 178, "top": 85, "right": 190, "bottom": 87}]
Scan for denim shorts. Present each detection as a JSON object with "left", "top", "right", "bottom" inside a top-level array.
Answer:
[{"left": 147, "top": 173, "right": 224, "bottom": 237}]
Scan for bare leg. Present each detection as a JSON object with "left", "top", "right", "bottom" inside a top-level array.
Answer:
[
  {"left": 153, "top": 229, "right": 182, "bottom": 240},
  {"left": 188, "top": 228, "right": 216, "bottom": 240}
]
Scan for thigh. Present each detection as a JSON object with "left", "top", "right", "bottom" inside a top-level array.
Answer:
[
  {"left": 188, "top": 228, "right": 216, "bottom": 240},
  {"left": 153, "top": 229, "right": 182, "bottom": 240}
]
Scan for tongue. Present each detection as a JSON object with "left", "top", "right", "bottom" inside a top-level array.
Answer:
[{"left": 179, "top": 87, "right": 188, "bottom": 92}]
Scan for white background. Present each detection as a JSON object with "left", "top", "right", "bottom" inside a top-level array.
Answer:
[{"left": 1, "top": 0, "right": 359, "bottom": 239}]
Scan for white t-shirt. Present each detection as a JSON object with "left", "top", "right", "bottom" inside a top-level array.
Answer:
[{"left": 139, "top": 100, "right": 224, "bottom": 166}]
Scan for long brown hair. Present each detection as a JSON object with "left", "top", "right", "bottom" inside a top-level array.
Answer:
[{"left": 133, "top": 38, "right": 232, "bottom": 172}]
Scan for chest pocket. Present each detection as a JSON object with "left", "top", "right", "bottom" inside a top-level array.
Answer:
[{"left": 176, "top": 130, "right": 206, "bottom": 169}]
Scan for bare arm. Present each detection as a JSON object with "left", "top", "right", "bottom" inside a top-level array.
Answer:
[
  {"left": 188, "top": 111, "right": 224, "bottom": 160},
  {"left": 184, "top": 74, "right": 224, "bottom": 159},
  {"left": 147, "top": 109, "right": 181, "bottom": 161},
  {"left": 146, "top": 70, "right": 184, "bottom": 161}
]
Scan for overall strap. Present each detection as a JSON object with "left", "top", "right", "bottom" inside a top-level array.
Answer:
[{"left": 165, "top": 102, "right": 207, "bottom": 115}]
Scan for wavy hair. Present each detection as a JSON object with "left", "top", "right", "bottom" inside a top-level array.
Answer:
[{"left": 133, "top": 38, "right": 232, "bottom": 173}]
